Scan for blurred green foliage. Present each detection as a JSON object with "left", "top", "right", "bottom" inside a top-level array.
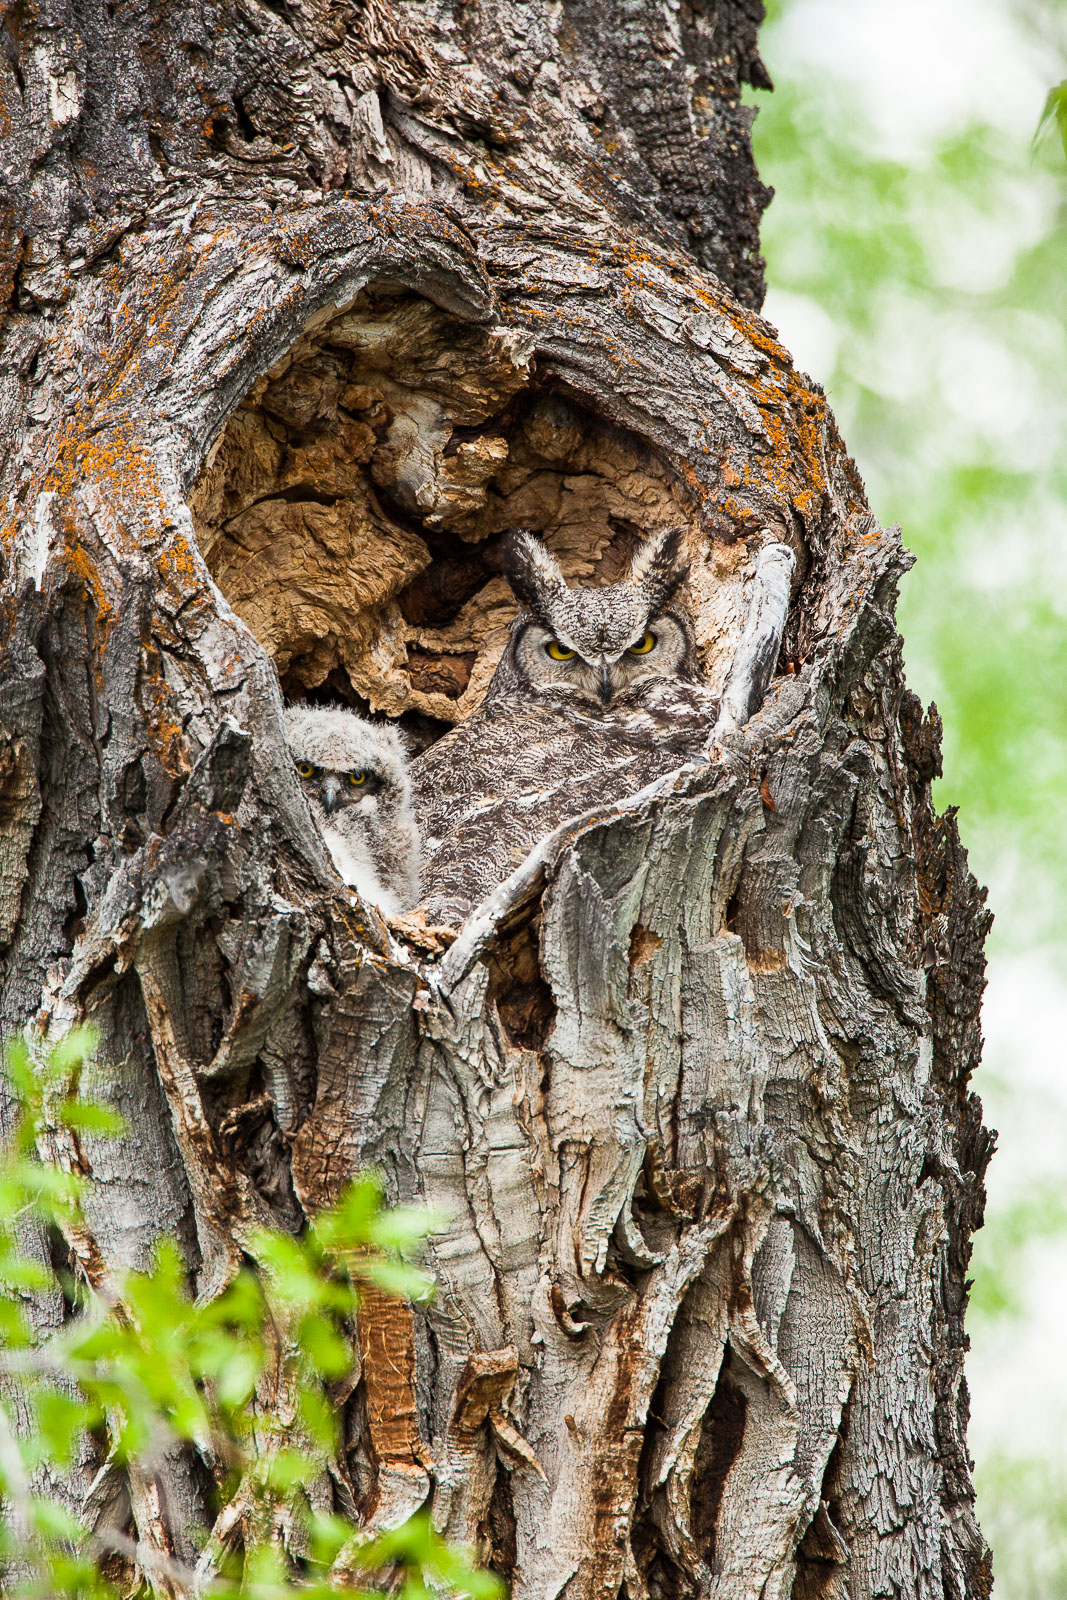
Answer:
[
  {"left": 1036, "top": 80, "right": 1067, "bottom": 160},
  {"left": 0, "top": 1029, "right": 500, "bottom": 1600},
  {"left": 967, "top": 1178, "right": 1067, "bottom": 1320},
  {"left": 976, "top": 1454, "right": 1067, "bottom": 1599},
  {"left": 753, "top": 3, "right": 1067, "bottom": 951},
  {"left": 752, "top": 5, "right": 1067, "bottom": 1594}
]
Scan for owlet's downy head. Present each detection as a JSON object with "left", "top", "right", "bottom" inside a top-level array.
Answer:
[{"left": 282, "top": 705, "right": 420, "bottom": 918}]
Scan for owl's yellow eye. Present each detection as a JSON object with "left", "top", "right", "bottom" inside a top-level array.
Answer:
[
  {"left": 628, "top": 632, "right": 657, "bottom": 655},
  {"left": 545, "top": 640, "right": 577, "bottom": 661},
  {"left": 296, "top": 761, "right": 315, "bottom": 778},
  {"left": 347, "top": 770, "right": 367, "bottom": 786}
]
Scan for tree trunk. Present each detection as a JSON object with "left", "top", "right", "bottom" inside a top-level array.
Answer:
[{"left": 0, "top": 2, "right": 992, "bottom": 1597}]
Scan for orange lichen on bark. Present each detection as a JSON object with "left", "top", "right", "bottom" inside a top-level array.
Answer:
[{"left": 140, "top": 664, "right": 191, "bottom": 780}]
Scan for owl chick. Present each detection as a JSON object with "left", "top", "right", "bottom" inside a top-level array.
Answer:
[{"left": 282, "top": 705, "right": 420, "bottom": 918}]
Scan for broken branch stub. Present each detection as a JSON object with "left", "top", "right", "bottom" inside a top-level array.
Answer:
[{"left": 2, "top": 190, "right": 989, "bottom": 1599}]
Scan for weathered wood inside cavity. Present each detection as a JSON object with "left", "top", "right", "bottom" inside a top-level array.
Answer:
[
  {"left": 189, "top": 289, "right": 766, "bottom": 737},
  {"left": 0, "top": 1, "right": 989, "bottom": 1596}
]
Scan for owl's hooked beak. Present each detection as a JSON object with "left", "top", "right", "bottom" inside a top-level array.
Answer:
[
  {"left": 597, "top": 659, "right": 613, "bottom": 705},
  {"left": 321, "top": 777, "right": 342, "bottom": 815}
]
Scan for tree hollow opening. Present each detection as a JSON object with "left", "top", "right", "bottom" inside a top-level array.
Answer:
[{"left": 190, "top": 288, "right": 759, "bottom": 747}]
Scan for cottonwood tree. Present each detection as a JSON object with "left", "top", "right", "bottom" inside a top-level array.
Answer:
[{"left": 0, "top": 2, "right": 992, "bottom": 1596}]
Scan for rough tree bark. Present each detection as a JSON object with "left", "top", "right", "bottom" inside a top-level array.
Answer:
[{"left": 0, "top": 2, "right": 992, "bottom": 1597}]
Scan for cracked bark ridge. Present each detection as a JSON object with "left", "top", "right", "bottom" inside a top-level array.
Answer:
[{"left": 0, "top": 5, "right": 989, "bottom": 1599}]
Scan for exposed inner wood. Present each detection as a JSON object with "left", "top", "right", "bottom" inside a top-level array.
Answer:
[{"left": 190, "top": 290, "right": 756, "bottom": 735}]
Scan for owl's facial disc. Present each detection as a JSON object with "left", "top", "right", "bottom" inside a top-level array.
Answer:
[
  {"left": 541, "top": 637, "right": 616, "bottom": 702},
  {"left": 519, "top": 615, "right": 683, "bottom": 708}
]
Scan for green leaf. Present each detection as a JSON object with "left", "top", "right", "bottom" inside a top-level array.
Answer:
[
  {"left": 307, "top": 1508, "right": 354, "bottom": 1565},
  {"left": 57, "top": 1101, "right": 126, "bottom": 1138},
  {"left": 249, "top": 1230, "right": 329, "bottom": 1311},
  {"left": 34, "top": 1388, "right": 93, "bottom": 1467},
  {"left": 298, "top": 1386, "right": 341, "bottom": 1454},
  {"left": 0, "top": 1297, "right": 31, "bottom": 1345},
  {"left": 30, "top": 1493, "right": 85, "bottom": 1544},
  {"left": 240, "top": 1540, "right": 289, "bottom": 1591},
  {"left": 261, "top": 1448, "right": 318, "bottom": 1492},
  {"left": 0, "top": 1035, "right": 491, "bottom": 1598},
  {"left": 47, "top": 1025, "right": 100, "bottom": 1075},
  {"left": 312, "top": 1174, "right": 385, "bottom": 1250},
  {"left": 297, "top": 1312, "right": 351, "bottom": 1379},
  {"left": 1034, "top": 81, "right": 1067, "bottom": 163},
  {"left": 3, "top": 1038, "right": 36, "bottom": 1099},
  {"left": 214, "top": 1346, "right": 262, "bottom": 1408},
  {"left": 199, "top": 1265, "right": 266, "bottom": 1332},
  {"left": 17, "top": 1162, "right": 85, "bottom": 1208},
  {"left": 366, "top": 1205, "right": 443, "bottom": 1254},
  {"left": 348, "top": 1514, "right": 505, "bottom": 1599},
  {"left": 356, "top": 1257, "right": 436, "bottom": 1303},
  {"left": 0, "top": 1255, "right": 52, "bottom": 1292}
]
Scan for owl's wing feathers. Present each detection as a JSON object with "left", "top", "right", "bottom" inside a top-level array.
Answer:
[{"left": 411, "top": 680, "right": 719, "bottom": 925}]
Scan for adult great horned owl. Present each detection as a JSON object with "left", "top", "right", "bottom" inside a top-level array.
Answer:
[
  {"left": 282, "top": 705, "right": 420, "bottom": 917},
  {"left": 410, "top": 527, "right": 727, "bottom": 927}
]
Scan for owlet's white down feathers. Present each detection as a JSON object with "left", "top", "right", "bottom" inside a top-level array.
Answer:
[{"left": 283, "top": 705, "right": 420, "bottom": 918}]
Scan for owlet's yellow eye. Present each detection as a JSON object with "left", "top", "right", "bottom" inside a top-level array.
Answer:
[
  {"left": 628, "top": 632, "right": 657, "bottom": 655},
  {"left": 296, "top": 761, "right": 315, "bottom": 778},
  {"left": 545, "top": 640, "right": 577, "bottom": 661},
  {"left": 347, "top": 770, "right": 367, "bottom": 786}
]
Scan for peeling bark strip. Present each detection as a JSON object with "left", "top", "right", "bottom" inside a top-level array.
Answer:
[{"left": 0, "top": 3, "right": 990, "bottom": 1598}]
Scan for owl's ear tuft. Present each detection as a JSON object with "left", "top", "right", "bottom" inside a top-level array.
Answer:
[
  {"left": 499, "top": 528, "right": 569, "bottom": 614},
  {"left": 629, "top": 526, "right": 690, "bottom": 612}
]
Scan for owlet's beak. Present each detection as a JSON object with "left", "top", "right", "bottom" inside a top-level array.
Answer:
[
  {"left": 322, "top": 777, "right": 342, "bottom": 815},
  {"left": 597, "top": 660, "right": 613, "bottom": 705}
]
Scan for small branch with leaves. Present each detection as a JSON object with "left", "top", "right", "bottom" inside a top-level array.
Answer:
[{"left": 0, "top": 1030, "right": 500, "bottom": 1600}]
